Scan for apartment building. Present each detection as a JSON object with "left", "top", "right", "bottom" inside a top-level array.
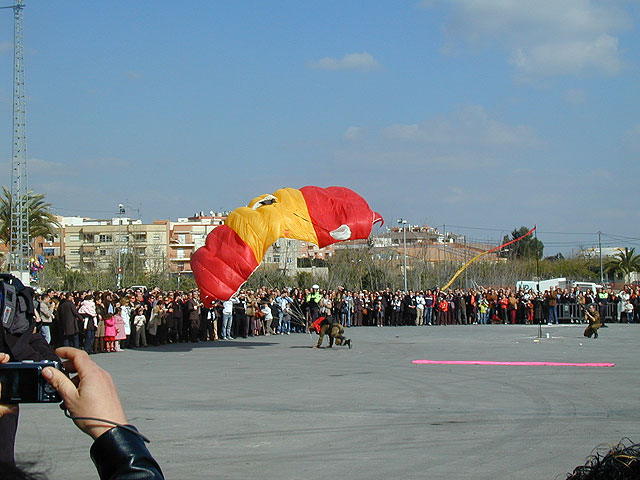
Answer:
[
  {"left": 63, "top": 217, "right": 168, "bottom": 272},
  {"left": 157, "top": 214, "right": 226, "bottom": 273},
  {"left": 55, "top": 213, "right": 311, "bottom": 275}
]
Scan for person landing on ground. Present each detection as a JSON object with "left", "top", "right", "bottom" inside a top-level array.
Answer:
[
  {"left": 583, "top": 304, "right": 602, "bottom": 339},
  {"left": 310, "top": 316, "right": 351, "bottom": 349}
]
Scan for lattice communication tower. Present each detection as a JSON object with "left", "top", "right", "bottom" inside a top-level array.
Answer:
[{"left": 3, "top": 0, "right": 29, "bottom": 274}]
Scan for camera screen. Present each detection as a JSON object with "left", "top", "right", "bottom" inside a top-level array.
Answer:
[{"left": 0, "top": 368, "right": 39, "bottom": 402}]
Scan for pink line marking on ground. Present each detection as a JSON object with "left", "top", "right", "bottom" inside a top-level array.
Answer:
[{"left": 412, "top": 360, "right": 615, "bottom": 367}]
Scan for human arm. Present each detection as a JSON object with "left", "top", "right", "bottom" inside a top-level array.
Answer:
[
  {"left": 315, "top": 325, "right": 327, "bottom": 348},
  {"left": 42, "top": 347, "right": 164, "bottom": 479},
  {"left": 40, "top": 301, "right": 53, "bottom": 323},
  {"left": 0, "top": 353, "right": 19, "bottom": 465},
  {"left": 70, "top": 302, "right": 84, "bottom": 320}
]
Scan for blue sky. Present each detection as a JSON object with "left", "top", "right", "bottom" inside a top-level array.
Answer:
[{"left": 0, "top": 0, "right": 639, "bottom": 255}]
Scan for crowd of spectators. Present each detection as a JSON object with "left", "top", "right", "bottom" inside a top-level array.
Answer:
[{"left": 32, "top": 284, "right": 640, "bottom": 353}]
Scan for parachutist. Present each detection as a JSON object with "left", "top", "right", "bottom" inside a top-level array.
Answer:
[
  {"left": 583, "top": 304, "right": 602, "bottom": 339},
  {"left": 310, "top": 316, "right": 351, "bottom": 349}
]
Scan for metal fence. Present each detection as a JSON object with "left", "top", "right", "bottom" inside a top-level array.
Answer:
[{"left": 557, "top": 303, "right": 618, "bottom": 323}]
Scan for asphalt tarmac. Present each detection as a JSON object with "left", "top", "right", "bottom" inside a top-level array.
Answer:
[{"left": 15, "top": 323, "right": 640, "bottom": 479}]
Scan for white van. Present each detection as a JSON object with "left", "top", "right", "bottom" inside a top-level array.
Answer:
[
  {"left": 516, "top": 278, "right": 599, "bottom": 294},
  {"left": 516, "top": 278, "right": 568, "bottom": 293},
  {"left": 571, "top": 281, "right": 600, "bottom": 295}
]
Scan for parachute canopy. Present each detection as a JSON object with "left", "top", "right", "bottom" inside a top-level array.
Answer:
[{"left": 191, "top": 186, "right": 383, "bottom": 305}]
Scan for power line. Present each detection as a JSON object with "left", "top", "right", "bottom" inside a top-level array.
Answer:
[{"left": 51, "top": 206, "right": 120, "bottom": 214}]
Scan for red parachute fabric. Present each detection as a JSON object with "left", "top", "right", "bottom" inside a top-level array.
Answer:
[
  {"left": 300, "top": 186, "right": 382, "bottom": 247},
  {"left": 310, "top": 317, "right": 325, "bottom": 334},
  {"left": 190, "top": 225, "right": 259, "bottom": 303}
]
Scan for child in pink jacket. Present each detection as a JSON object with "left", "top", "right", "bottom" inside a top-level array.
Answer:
[{"left": 104, "top": 312, "right": 117, "bottom": 353}]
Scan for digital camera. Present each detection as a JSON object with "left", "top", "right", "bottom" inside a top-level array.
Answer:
[{"left": 0, "top": 360, "right": 63, "bottom": 403}]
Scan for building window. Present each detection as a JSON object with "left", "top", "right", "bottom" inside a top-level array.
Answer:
[
  {"left": 99, "top": 250, "right": 107, "bottom": 256},
  {"left": 273, "top": 255, "right": 280, "bottom": 262},
  {"left": 83, "top": 234, "right": 95, "bottom": 242},
  {"left": 152, "top": 234, "right": 161, "bottom": 241},
  {"left": 177, "top": 233, "right": 186, "bottom": 244},
  {"left": 69, "top": 234, "right": 80, "bottom": 241},
  {"left": 133, "top": 233, "right": 147, "bottom": 242},
  {"left": 176, "top": 249, "right": 185, "bottom": 259},
  {"left": 70, "top": 249, "right": 80, "bottom": 256},
  {"left": 99, "top": 234, "right": 112, "bottom": 243}
]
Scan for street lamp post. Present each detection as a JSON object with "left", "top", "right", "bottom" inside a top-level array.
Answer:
[
  {"left": 398, "top": 218, "right": 407, "bottom": 292},
  {"left": 117, "top": 204, "right": 125, "bottom": 289},
  {"left": 598, "top": 231, "right": 603, "bottom": 283}
]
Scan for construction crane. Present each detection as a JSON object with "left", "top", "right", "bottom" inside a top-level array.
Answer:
[{"left": 1, "top": 0, "right": 29, "bottom": 280}]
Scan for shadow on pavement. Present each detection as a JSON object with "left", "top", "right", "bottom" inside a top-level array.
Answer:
[{"left": 123, "top": 340, "right": 278, "bottom": 353}]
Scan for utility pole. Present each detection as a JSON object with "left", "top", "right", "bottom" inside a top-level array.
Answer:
[
  {"left": 535, "top": 226, "right": 542, "bottom": 339},
  {"left": 598, "top": 231, "right": 603, "bottom": 283},
  {"left": 463, "top": 235, "right": 468, "bottom": 289},
  {"left": 117, "top": 204, "right": 125, "bottom": 289},
  {"left": 398, "top": 219, "right": 407, "bottom": 291},
  {"left": 3, "top": 1, "right": 29, "bottom": 281}
]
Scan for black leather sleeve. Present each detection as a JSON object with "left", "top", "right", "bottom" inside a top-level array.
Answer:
[{"left": 90, "top": 426, "right": 164, "bottom": 480}]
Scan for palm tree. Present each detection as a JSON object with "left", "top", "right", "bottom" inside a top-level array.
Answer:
[
  {"left": 0, "top": 186, "right": 60, "bottom": 246},
  {"left": 605, "top": 247, "right": 640, "bottom": 281}
]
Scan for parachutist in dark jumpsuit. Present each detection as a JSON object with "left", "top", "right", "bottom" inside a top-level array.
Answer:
[
  {"left": 311, "top": 316, "right": 351, "bottom": 349},
  {"left": 583, "top": 304, "right": 602, "bottom": 339}
]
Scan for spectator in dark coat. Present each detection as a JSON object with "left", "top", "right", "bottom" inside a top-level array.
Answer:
[{"left": 57, "top": 293, "right": 83, "bottom": 348}]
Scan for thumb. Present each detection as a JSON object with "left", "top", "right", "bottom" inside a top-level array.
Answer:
[{"left": 42, "top": 367, "right": 78, "bottom": 406}]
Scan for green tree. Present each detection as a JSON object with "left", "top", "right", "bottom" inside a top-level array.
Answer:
[
  {"left": 0, "top": 186, "right": 59, "bottom": 245},
  {"left": 605, "top": 247, "right": 640, "bottom": 281},
  {"left": 501, "top": 226, "right": 544, "bottom": 260}
]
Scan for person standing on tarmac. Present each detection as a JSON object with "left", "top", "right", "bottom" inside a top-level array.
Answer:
[
  {"left": 306, "top": 285, "right": 323, "bottom": 322},
  {"left": 310, "top": 316, "right": 351, "bottom": 349}
]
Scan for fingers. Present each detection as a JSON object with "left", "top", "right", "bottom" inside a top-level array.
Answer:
[
  {"left": 0, "top": 355, "right": 19, "bottom": 415},
  {"left": 42, "top": 366, "right": 78, "bottom": 406},
  {"left": 55, "top": 347, "right": 99, "bottom": 378}
]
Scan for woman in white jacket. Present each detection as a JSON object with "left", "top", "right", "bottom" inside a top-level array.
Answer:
[{"left": 119, "top": 297, "right": 132, "bottom": 349}]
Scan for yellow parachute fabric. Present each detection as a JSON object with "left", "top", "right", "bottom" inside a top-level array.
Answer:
[{"left": 225, "top": 188, "right": 320, "bottom": 265}]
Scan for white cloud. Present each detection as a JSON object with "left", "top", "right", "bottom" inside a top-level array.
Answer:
[
  {"left": 343, "top": 126, "right": 367, "bottom": 141},
  {"left": 422, "top": 0, "right": 630, "bottom": 77},
  {"left": 565, "top": 88, "right": 586, "bottom": 104},
  {"left": 510, "top": 34, "right": 622, "bottom": 76},
  {"left": 589, "top": 168, "right": 612, "bottom": 179},
  {"left": 0, "top": 158, "right": 66, "bottom": 178},
  {"left": 29, "top": 158, "right": 66, "bottom": 174},
  {"left": 308, "top": 52, "right": 381, "bottom": 71},
  {"left": 330, "top": 105, "right": 540, "bottom": 176},
  {"left": 381, "top": 105, "right": 540, "bottom": 148},
  {"left": 125, "top": 70, "right": 143, "bottom": 80},
  {"left": 624, "top": 124, "right": 640, "bottom": 152}
]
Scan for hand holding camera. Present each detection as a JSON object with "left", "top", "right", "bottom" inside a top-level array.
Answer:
[
  {"left": 42, "top": 347, "right": 129, "bottom": 440},
  {"left": 0, "top": 355, "right": 62, "bottom": 403},
  {"left": 0, "top": 353, "right": 18, "bottom": 418}
]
